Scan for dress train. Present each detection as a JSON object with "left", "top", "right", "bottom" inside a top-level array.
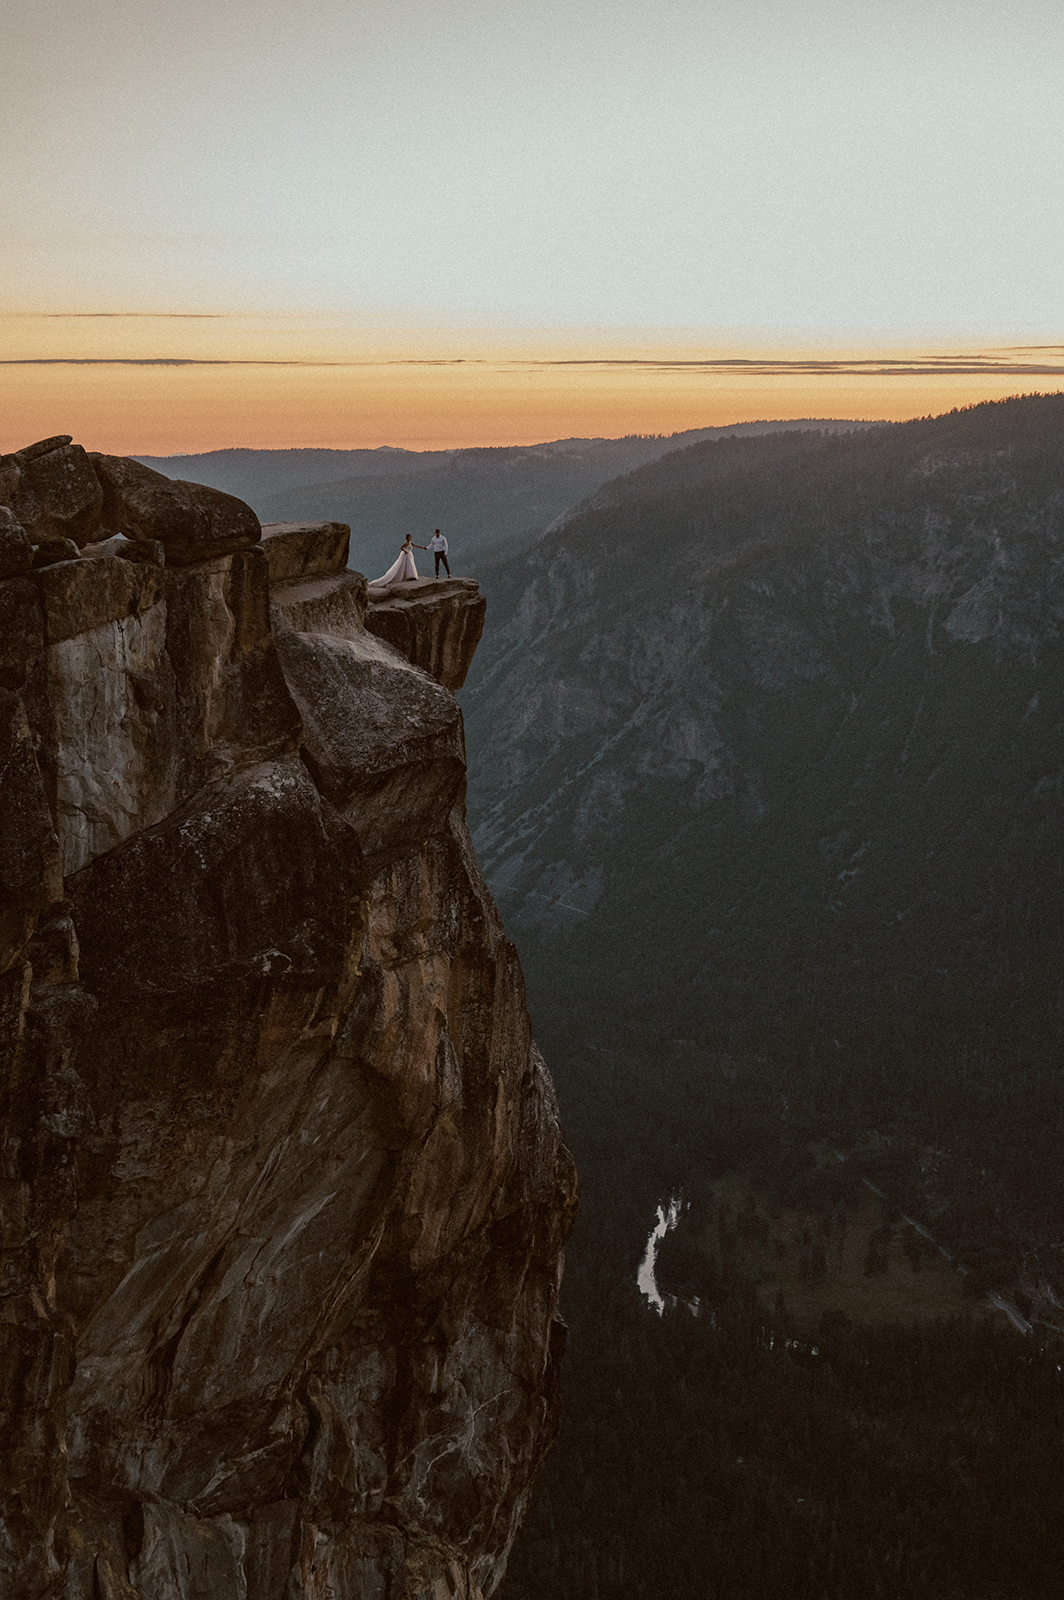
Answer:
[{"left": 369, "top": 547, "right": 419, "bottom": 585}]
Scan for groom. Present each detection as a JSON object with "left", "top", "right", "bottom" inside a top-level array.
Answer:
[{"left": 428, "top": 529, "right": 451, "bottom": 577}]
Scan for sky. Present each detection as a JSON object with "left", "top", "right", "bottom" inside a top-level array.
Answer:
[{"left": 3, "top": 0, "right": 1063, "bottom": 452}]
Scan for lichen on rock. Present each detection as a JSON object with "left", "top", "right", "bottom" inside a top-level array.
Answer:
[{"left": 0, "top": 453, "right": 575, "bottom": 1599}]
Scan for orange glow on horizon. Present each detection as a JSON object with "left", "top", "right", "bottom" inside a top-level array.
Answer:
[
  {"left": 2, "top": 362, "right": 1060, "bottom": 456},
  {"left": 2, "top": 318, "right": 1062, "bottom": 453}
]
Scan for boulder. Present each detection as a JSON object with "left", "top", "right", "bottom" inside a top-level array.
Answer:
[
  {"left": 120, "top": 539, "right": 165, "bottom": 565},
  {"left": 275, "top": 627, "right": 466, "bottom": 858},
  {"left": 32, "top": 539, "right": 81, "bottom": 568},
  {"left": 260, "top": 520, "right": 350, "bottom": 582},
  {"left": 31, "top": 552, "right": 162, "bottom": 647},
  {"left": 11, "top": 441, "right": 104, "bottom": 546},
  {"left": 69, "top": 756, "right": 362, "bottom": 997},
  {"left": 89, "top": 454, "right": 260, "bottom": 566},
  {"left": 14, "top": 435, "right": 73, "bottom": 463},
  {"left": 0, "top": 507, "right": 33, "bottom": 578}
]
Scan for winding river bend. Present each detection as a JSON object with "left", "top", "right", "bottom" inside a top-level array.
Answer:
[{"left": 637, "top": 1197, "right": 684, "bottom": 1314}]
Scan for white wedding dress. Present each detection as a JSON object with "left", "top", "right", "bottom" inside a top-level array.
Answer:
[{"left": 370, "top": 545, "right": 418, "bottom": 586}]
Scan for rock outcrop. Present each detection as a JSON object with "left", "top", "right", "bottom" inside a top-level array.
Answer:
[
  {"left": 8, "top": 438, "right": 104, "bottom": 548},
  {"left": 366, "top": 579, "right": 486, "bottom": 693},
  {"left": 0, "top": 442, "right": 575, "bottom": 1599},
  {"left": 89, "top": 454, "right": 262, "bottom": 566}
]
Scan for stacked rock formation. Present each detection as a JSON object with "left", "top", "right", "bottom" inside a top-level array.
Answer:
[{"left": 0, "top": 439, "right": 575, "bottom": 1599}]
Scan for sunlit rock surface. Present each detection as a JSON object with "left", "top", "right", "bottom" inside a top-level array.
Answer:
[{"left": 0, "top": 455, "right": 575, "bottom": 1600}]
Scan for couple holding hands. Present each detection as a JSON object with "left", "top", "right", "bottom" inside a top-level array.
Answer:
[{"left": 370, "top": 528, "right": 450, "bottom": 587}]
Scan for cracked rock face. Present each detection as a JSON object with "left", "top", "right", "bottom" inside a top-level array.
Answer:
[{"left": 0, "top": 470, "right": 575, "bottom": 1599}]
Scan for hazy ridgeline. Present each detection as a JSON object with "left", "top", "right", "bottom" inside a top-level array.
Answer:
[
  {"left": 140, "top": 420, "right": 870, "bottom": 582},
  {"left": 457, "top": 394, "right": 1064, "bottom": 1599}
]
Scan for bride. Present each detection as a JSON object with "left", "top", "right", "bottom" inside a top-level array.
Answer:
[{"left": 370, "top": 534, "right": 425, "bottom": 586}]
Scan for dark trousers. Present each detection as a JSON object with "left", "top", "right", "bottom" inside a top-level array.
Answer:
[{"left": 434, "top": 552, "right": 450, "bottom": 577}]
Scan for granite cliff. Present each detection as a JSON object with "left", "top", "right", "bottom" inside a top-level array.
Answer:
[{"left": 0, "top": 438, "right": 575, "bottom": 1599}]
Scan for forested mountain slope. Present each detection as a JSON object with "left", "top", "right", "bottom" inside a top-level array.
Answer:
[
  {"left": 465, "top": 396, "right": 1064, "bottom": 1158},
  {"left": 462, "top": 393, "right": 1064, "bottom": 1598}
]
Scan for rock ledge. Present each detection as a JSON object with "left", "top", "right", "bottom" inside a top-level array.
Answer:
[{"left": 366, "top": 576, "right": 487, "bottom": 691}]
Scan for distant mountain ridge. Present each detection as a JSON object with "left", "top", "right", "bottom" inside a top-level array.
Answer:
[
  {"left": 541, "top": 418, "right": 883, "bottom": 532},
  {"left": 138, "top": 420, "right": 875, "bottom": 580},
  {"left": 134, "top": 443, "right": 450, "bottom": 500}
]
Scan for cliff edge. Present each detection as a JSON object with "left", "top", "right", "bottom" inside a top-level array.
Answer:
[{"left": 0, "top": 440, "right": 576, "bottom": 1599}]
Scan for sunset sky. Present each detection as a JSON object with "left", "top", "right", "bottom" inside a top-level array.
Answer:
[{"left": 3, "top": 0, "right": 1063, "bottom": 453}]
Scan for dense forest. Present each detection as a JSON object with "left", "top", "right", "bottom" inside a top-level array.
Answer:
[
  {"left": 456, "top": 396, "right": 1064, "bottom": 1597},
  {"left": 496, "top": 1027, "right": 1064, "bottom": 1598}
]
